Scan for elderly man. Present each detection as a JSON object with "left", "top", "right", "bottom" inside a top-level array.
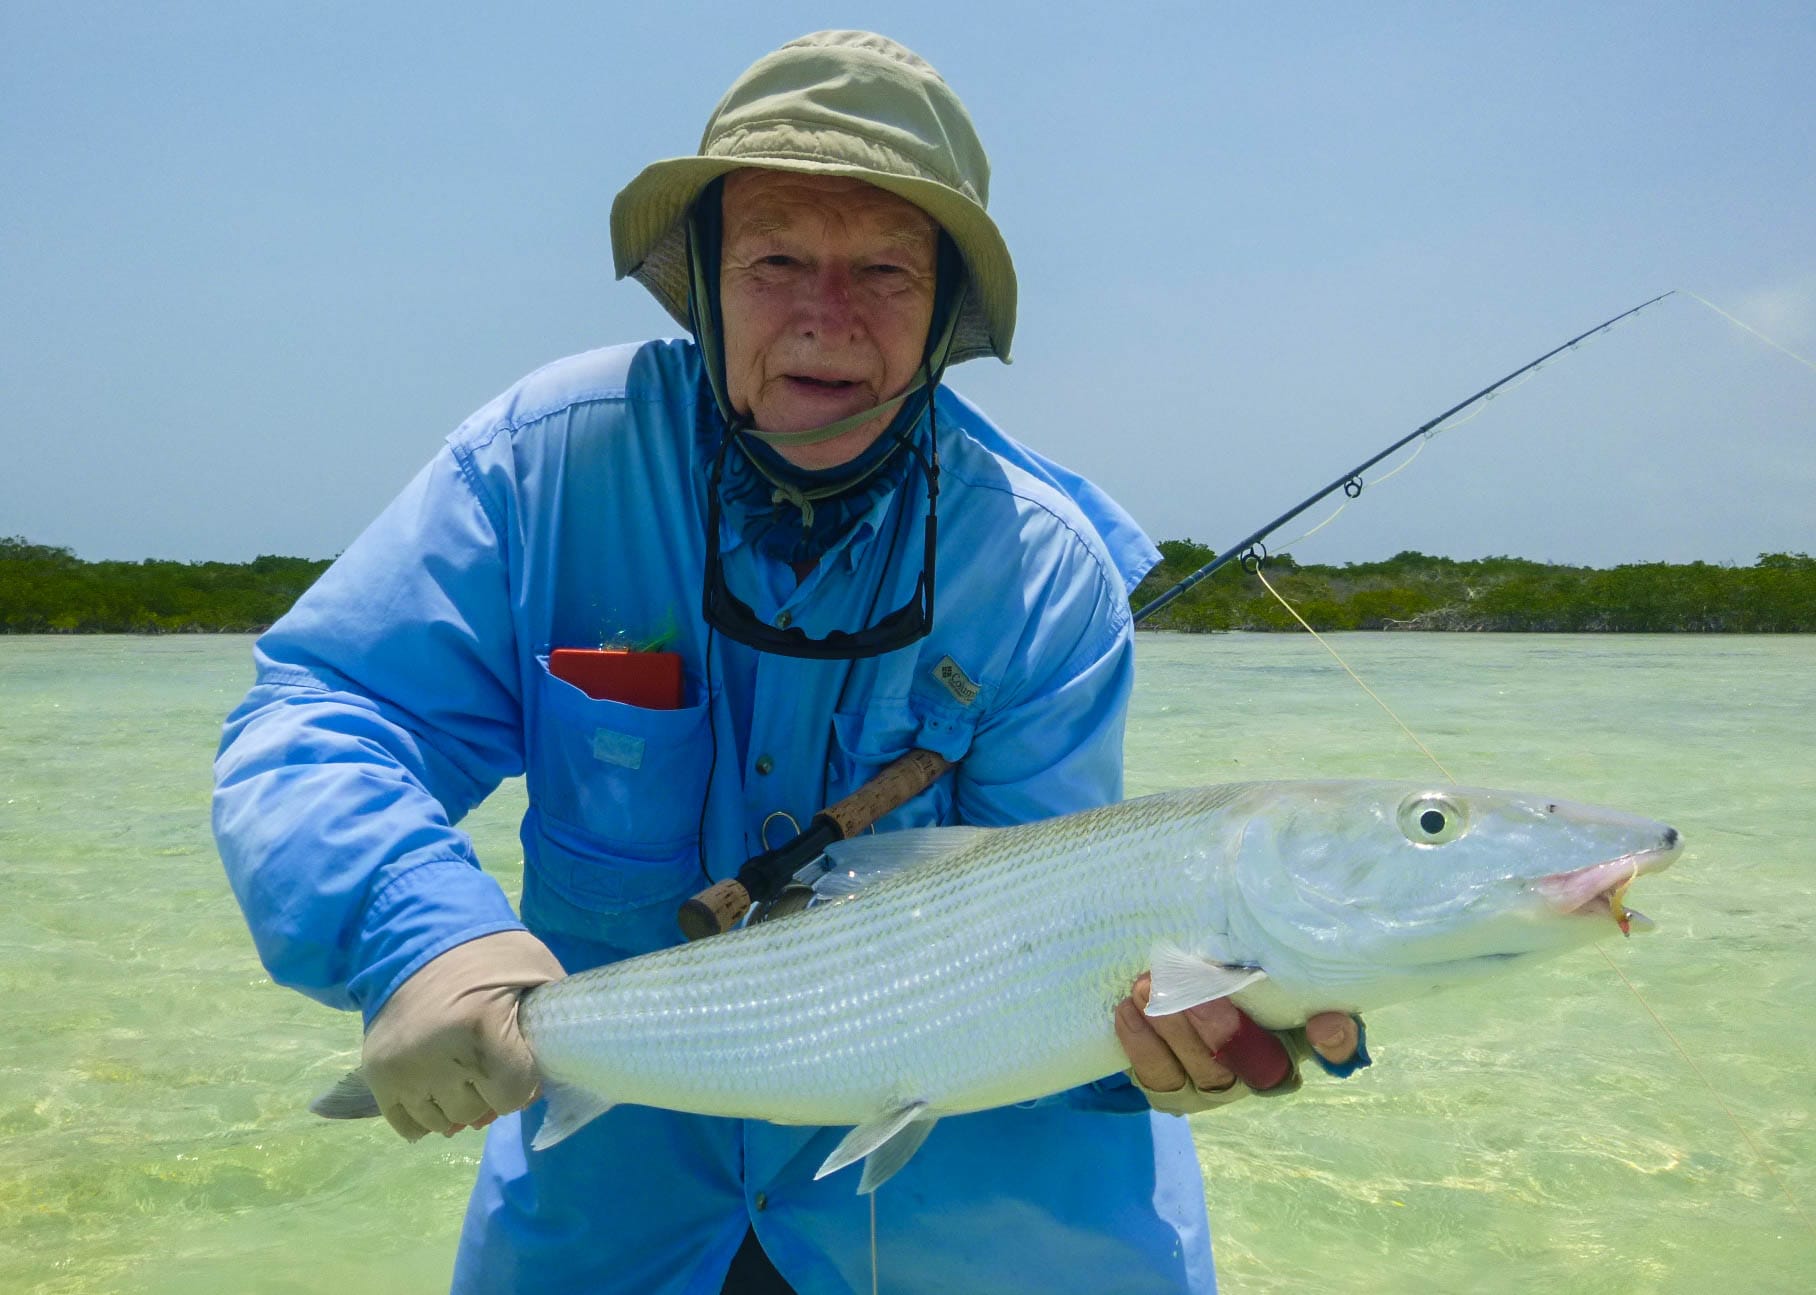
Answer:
[{"left": 215, "top": 30, "right": 1359, "bottom": 1294}]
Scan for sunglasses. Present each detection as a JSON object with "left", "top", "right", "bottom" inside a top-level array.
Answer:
[{"left": 702, "top": 430, "right": 939, "bottom": 660}]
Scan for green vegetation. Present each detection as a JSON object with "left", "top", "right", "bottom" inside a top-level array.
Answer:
[
  {"left": 3, "top": 536, "right": 1813, "bottom": 633},
  {"left": 1133, "top": 543, "right": 1816, "bottom": 632},
  {"left": 0, "top": 537, "right": 329, "bottom": 633}
]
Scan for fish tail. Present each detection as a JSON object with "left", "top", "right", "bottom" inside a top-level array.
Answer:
[{"left": 309, "top": 1067, "right": 382, "bottom": 1120}]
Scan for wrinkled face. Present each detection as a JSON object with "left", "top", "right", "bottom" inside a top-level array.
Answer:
[{"left": 719, "top": 170, "right": 939, "bottom": 469}]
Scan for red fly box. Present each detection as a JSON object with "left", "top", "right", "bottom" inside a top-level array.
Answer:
[{"left": 548, "top": 648, "right": 684, "bottom": 709}]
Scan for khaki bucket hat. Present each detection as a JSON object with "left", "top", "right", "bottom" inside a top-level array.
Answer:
[{"left": 611, "top": 30, "right": 1015, "bottom": 365}]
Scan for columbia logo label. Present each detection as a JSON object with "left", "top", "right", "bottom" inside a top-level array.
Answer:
[
  {"left": 591, "top": 728, "right": 646, "bottom": 770},
  {"left": 932, "top": 656, "right": 980, "bottom": 705}
]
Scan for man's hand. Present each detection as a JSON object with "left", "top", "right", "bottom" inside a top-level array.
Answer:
[
  {"left": 361, "top": 930, "right": 565, "bottom": 1140},
  {"left": 1113, "top": 972, "right": 1364, "bottom": 1114}
]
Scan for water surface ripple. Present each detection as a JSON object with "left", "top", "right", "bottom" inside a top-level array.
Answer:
[{"left": 2, "top": 634, "right": 1810, "bottom": 1292}]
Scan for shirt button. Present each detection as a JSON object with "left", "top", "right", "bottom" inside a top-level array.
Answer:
[
  {"left": 774, "top": 610, "right": 792, "bottom": 629},
  {"left": 755, "top": 755, "right": 774, "bottom": 776},
  {"left": 754, "top": 1192, "right": 768, "bottom": 1211}
]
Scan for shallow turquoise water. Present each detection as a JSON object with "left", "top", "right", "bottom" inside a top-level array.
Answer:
[
  {"left": 1130, "top": 633, "right": 1815, "bottom": 1294},
  {"left": 1, "top": 634, "right": 1811, "bottom": 1292}
]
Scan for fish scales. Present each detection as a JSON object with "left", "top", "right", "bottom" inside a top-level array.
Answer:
[
  {"left": 315, "top": 779, "right": 1679, "bottom": 1190},
  {"left": 524, "top": 784, "right": 1320, "bottom": 1123}
]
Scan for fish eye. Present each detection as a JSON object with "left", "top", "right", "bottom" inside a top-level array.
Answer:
[{"left": 1397, "top": 792, "right": 1469, "bottom": 846}]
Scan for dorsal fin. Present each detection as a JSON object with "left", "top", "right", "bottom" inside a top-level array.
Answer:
[{"left": 796, "top": 824, "right": 989, "bottom": 899}]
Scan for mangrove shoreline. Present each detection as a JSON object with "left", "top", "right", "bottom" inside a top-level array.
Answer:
[{"left": 4, "top": 535, "right": 1814, "bottom": 634}]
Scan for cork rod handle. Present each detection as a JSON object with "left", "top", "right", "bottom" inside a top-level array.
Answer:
[{"left": 676, "top": 748, "right": 953, "bottom": 940}]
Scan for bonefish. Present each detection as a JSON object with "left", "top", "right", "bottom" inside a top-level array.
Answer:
[{"left": 313, "top": 780, "right": 1680, "bottom": 1192}]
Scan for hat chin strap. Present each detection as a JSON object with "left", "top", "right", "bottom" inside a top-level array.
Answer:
[{"left": 736, "top": 376, "right": 927, "bottom": 449}]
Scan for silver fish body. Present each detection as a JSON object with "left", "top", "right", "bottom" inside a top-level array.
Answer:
[{"left": 508, "top": 780, "right": 1679, "bottom": 1187}]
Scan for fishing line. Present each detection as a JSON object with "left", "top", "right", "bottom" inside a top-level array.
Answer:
[
  {"left": 1268, "top": 435, "right": 1425, "bottom": 551},
  {"left": 1251, "top": 566, "right": 1457, "bottom": 782},
  {"left": 1133, "top": 292, "right": 1675, "bottom": 624},
  {"left": 1173, "top": 285, "right": 1816, "bottom": 1245},
  {"left": 1268, "top": 363, "right": 1551, "bottom": 555},
  {"left": 1250, "top": 570, "right": 1815, "bottom": 1241},
  {"left": 1592, "top": 943, "right": 1816, "bottom": 1239},
  {"left": 1681, "top": 290, "right": 1816, "bottom": 374},
  {"left": 1233, "top": 293, "right": 1809, "bottom": 576}
]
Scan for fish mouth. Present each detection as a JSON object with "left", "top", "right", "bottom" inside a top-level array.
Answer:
[{"left": 1535, "top": 827, "right": 1681, "bottom": 931}]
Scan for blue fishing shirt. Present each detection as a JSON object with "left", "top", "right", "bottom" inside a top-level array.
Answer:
[{"left": 213, "top": 339, "right": 1217, "bottom": 1294}]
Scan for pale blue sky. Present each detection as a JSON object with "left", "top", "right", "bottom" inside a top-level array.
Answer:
[{"left": 3, "top": 2, "right": 1811, "bottom": 566}]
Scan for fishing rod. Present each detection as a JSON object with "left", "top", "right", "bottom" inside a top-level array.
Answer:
[
  {"left": 677, "top": 291, "right": 1678, "bottom": 939},
  {"left": 1131, "top": 290, "right": 1677, "bottom": 624},
  {"left": 679, "top": 749, "right": 952, "bottom": 939}
]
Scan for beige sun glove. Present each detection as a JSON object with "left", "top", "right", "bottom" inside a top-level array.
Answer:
[
  {"left": 1131, "top": 1028, "right": 1317, "bottom": 1116},
  {"left": 362, "top": 930, "right": 565, "bottom": 1140},
  {"left": 1132, "top": 1074, "right": 1256, "bottom": 1115}
]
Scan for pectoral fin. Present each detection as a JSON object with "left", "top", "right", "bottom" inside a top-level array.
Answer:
[
  {"left": 1144, "top": 942, "right": 1268, "bottom": 1016},
  {"left": 530, "top": 1081, "right": 616, "bottom": 1151},
  {"left": 814, "top": 1101, "right": 939, "bottom": 1194}
]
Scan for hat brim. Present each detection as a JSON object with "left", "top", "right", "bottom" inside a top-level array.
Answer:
[{"left": 611, "top": 155, "right": 1015, "bottom": 365}]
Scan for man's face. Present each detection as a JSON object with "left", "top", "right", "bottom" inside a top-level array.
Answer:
[{"left": 719, "top": 170, "right": 938, "bottom": 469}]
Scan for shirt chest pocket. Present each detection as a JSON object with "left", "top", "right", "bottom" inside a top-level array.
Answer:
[
  {"left": 528, "top": 657, "right": 711, "bottom": 906},
  {"left": 827, "top": 699, "right": 975, "bottom": 833}
]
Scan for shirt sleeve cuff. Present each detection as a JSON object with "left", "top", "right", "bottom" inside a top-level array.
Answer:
[{"left": 346, "top": 858, "right": 525, "bottom": 1026}]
